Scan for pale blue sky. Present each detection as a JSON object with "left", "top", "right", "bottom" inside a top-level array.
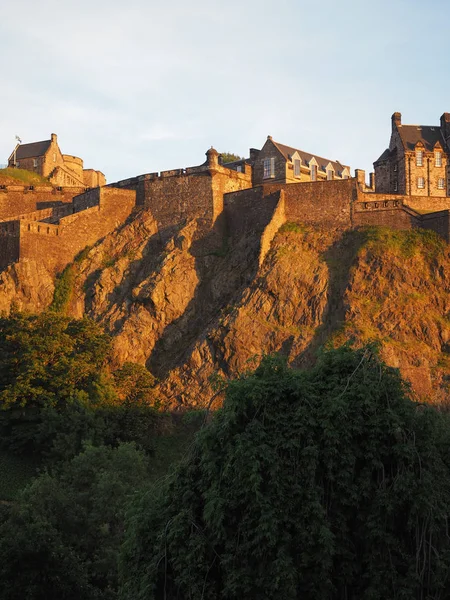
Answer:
[{"left": 1, "top": 0, "right": 449, "bottom": 182}]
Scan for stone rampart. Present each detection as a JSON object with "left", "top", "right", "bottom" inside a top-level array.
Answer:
[
  {"left": 0, "top": 188, "right": 136, "bottom": 274},
  {"left": 0, "top": 186, "right": 86, "bottom": 220},
  {"left": 419, "top": 210, "right": 450, "bottom": 241},
  {"left": 109, "top": 161, "right": 252, "bottom": 232},
  {"left": 263, "top": 179, "right": 354, "bottom": 227}
]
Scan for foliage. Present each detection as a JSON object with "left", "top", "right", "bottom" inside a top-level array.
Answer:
[
  {"left": 219, "top": 151, "right": 243, "bottom": 164},
  {"left": 363, "top": 225, "right": 446, "bottom": 260},
  {"left": 0, "top": 449, "right": 39, "bottom": 501},
  {"left": 0, "top": 443, "right": 149, "bottom": 600},
  {"left": 120, "top": 346, "right": 450, "bottom": 600},
  {"left": 50, "top": 264, "right": 76, "bottom": 313},
  {"left": 0, "top": 312, "right": 162, "bottom": 460},
  {"left": 0, "top": 167, "right": 49, "bottom": 185}
]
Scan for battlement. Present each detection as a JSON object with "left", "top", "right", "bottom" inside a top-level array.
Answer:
[{"left": 2, "top": 143, "right": 450, "bottom": 280}]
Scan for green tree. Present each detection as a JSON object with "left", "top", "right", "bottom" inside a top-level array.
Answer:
[
  {"left": 0, "top": 312, "right": 112, "bottom": 454},
  {"left": 120, "top": 346, "right": 450, "bottom": 600},
  {"left": 220, "top": 152, "right": 243, "bottom": 164},
  {"left": 0, "top": 443, "right": 149, "bottom": 600}
]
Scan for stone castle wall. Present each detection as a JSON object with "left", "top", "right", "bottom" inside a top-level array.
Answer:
[
  {"left": 0, "top": 188, "right": 136, "bottom": 274},
  {"left": 3, "top": 151, "right": 450, "bottom": 279},
  {"left": 263, "top": 179, "right": 354, "bottom": 227},
  {"left": 0, "top": 185, "right": 85, "bottom": 220}
]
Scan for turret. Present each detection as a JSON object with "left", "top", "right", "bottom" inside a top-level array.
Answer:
[
  {"left": 206, "top": 147, "right": 219, "bottom": 169},
  {"left": 391, "top": 112, "right": 402, "bottom": 131}
]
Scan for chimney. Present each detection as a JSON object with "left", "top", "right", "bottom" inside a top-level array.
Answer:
[
  {"left": 391, "top": 112, "right": 402, "bottom": 131},
  {"left": 51, "top": 133, "right": 57, "bottom": 144},
  {"left": 249, "top": 148, "right": 260, "bottom": 164},
  {"left": 440, "top": 113, "right": 450, "bottom": 143},
  {"left": 355, "top": 168, "right": 366, "bottom": 188}
]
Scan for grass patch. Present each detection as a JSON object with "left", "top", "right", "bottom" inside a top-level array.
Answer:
[
  {"left": 51, "top": 245, "right": 92, "bottom": 314},
  {"left": 363, "top": 226, "right": 446, "bottom": 260},
  {"left": 50, "top": 265, "right": 76, "bottom": 314},
  {"left": 280, "top": 222, "right": 308, "bottom": 234},
  {"left": 74, "top": 245, "right": 92, "bottom": 263},
  {"left": 0, "top": 450, "right": 39, "bottom": 501},
  {"left": 0, "top": 168, "right": 50, "bottom": 186}
]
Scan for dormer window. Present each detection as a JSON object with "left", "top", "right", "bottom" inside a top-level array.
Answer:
[
  {"left": 263, "top": 157, "right": 275, "bottom": 179},
  {"left": 416, "top": 150, "right": 423, "bottom": 166},
  {"left": 294, "top": 159, "right": 301, "bottom": 177},
  {"left": 435, "top": 152, "right": 442, "bottom": 167}
]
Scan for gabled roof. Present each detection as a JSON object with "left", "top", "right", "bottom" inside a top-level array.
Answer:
[
  {"left": 397, "top": 125, "right": 445, "bottom": 152},
  {"left": 14, "top": 140, "right": 52, "bottom": 160},
  {"left": 270, "top": 139, "right": 350, "bottom": 174},
  {"left": 374, "top": 148, "right": 391, "bottom": 164}
]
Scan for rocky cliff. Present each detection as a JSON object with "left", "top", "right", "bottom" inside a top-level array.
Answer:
[{"left": 2, "top": 207, "right": 450, "bottom": 408}]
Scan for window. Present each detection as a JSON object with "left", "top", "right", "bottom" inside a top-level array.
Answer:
[
  {"left": 438, "top": 177, "right": 445, "bottom": 190},
  {"left": 417, "top": 177, "right": 425, "bottom": 189},
  {"left": 16, "top": 161, "right": 19, "bottom": 167},
  {"left": 236, "top": 165, "right": 242, "bottom": 173},
  {"left": 327, "top": 169, "right": 333, "bottom": 181},
  {"left": 435, "top": 152, "right": 442, "bottom": 167},
  {"left": 416, "top": 150, "right": 423, "bottom": 166},
  {"left": 394, "top": 180, "right": 398, "bottom": 191},
  {"left": 53, "top": 153, "right": 56, "bottom": 162},
  {"left": 33, "top": 159, "right": 38, "bottom": 168},
  {"left": 311, "top": 164, "right": 317, "bottom": 181},
  {"left": 294, "top": 159, "right": 301, "bottom": 177},
  {"left": 263, "top": 157, "right": 275, "bottom": 179},
  {"left": 393, "top": 164, "right": 398, "bottom": 172}
]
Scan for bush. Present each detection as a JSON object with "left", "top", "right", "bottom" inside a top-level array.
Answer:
[{"left": 120, "top": 346, "right": 450, "bottom": 600}]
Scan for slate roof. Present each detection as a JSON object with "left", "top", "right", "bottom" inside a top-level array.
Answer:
[
  {"left": 14, "top": 140, "right": 51, "bottom": 160},
  {"left": 374, "top": 148, "right": 392, "bottom": 164},
  {"left": 397, "top": 125, "right": 445, "bottom": 152},
  {"left": 270, "top": 140, "right": 350, "bottom": 174}
]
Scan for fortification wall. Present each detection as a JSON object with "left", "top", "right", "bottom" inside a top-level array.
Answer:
[
  {"left": 263, "top": 179, "right": 354, "bottom": 227},
  {"left": 419, "top": 211, "right": 450, "bottom": 241},
  {"left": 353, "top": 205, "right": 418, "bottom": 229},
  {"left": 225, "top": 187, "right": 282, "bottom": 239},
  {"left": 0, "top": 186, "right": 84, "bottom": 220},
  {"left": 403, "top": 196, "right": 450, "bottom": 213},
  {"left": 17, "top": 188, "right": 136, "bottom": 274},
  {"left": 111, "top": 159, "right": 252, "bottom": 234},
  {"left": 0, "top": 221, "right": 21, "bottom": 269}
]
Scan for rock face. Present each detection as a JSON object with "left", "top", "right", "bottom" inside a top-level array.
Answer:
[{"left": 2, "top": 208, "right": 450, "bottom": 407}]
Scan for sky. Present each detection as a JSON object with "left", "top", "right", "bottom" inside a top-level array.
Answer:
[{"left": 1, "top": 0, "right": 450, "bottom": 183}]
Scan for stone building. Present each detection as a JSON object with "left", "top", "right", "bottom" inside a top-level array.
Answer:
[
  {"left": 374, "top": 112, "right": 450, "bottom": 197},
  {"left": 251, "top": 136, "right": 351, "bottom": 186},
  {"left": 8, "top": 133, "right": 106, "bottom": 188}
]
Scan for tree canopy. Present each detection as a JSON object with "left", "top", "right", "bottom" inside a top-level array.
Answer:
[
  {"left": 120, "top": 346, "right": 450, "bottom": 600},
  {"left": 0, "top": 312, "right": 158, "bottom": 459},
  {"left": 0, "top": 443, "right": 149, "bottom": 600},
  {"left": 219, "top": 152, "right": 243, "bottom": 164}
]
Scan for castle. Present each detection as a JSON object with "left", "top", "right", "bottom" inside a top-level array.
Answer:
[
  {"left": 8, "top": 134, "right": 105, "bottom": 188},
  {"left": 2, "top": 115, "right": 450, "bottom": 277}
]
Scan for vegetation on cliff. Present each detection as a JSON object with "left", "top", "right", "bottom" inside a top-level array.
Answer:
[
  {"left": 0, "top": 167, "right": 50, "bottom": 186},
  {"left": 120, "top": 347, "right": 450, "bottom": 600}
]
